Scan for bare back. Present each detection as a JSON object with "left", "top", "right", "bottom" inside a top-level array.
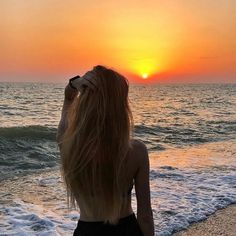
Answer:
[{"left": 78, "top": 139, "right": 151, "bottom": 222}]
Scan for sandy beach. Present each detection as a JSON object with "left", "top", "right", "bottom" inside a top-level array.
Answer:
[
  {"left": 1, "top": 168, "right": 236, "bottom": 235},
  {"left": 0, "top": 169, "right": 71, "bottom": 219},
  {"left": 0, "top": 169, "right": 80, "bottom": 235},
  {"left": 174, "top": 204, "right": 236, "bottom": 236}
]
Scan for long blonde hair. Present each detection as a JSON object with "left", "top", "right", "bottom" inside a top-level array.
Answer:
[{"left": 60, "top": 65, "right": 133, "bottom": 224}]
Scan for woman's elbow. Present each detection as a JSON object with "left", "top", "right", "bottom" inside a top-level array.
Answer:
[{"left": 137, "top": 208, "right": 153, "bottom": 220}]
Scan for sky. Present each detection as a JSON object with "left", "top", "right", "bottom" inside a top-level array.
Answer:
[{"left": 1, "top": 0, "right": 236, "bottom": 83}]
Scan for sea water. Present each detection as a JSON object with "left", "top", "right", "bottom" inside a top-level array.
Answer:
[{"left": 0, "top": 82, "right": 235, "bottom": 235}]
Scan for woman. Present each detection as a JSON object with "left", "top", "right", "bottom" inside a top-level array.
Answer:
[{"left": 57, "top": 65, "right": 154, "bottom": 236}]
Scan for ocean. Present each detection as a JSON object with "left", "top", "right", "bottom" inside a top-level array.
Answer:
[{"left": 0, "top": 82, "right": 236, "bottom": 235}]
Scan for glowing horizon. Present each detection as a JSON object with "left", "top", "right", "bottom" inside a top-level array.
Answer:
[{"left": 1, "top": 0, "right": 236, "bottom": 83}]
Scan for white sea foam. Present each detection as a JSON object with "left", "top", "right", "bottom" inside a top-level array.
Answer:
[
  {"left": 1, "top": 142, "right": 236, "bottom": 236},
  {"left": 0, "top": 174, "right": 80, "bottom": 236},
  {"left": 38, "top": 177, "right": 62, "bottom": 187},
  {"left": 148, "top": 167, "right": 236, "bottom": 235}
]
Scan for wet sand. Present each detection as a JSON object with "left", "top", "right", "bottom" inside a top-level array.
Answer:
[
  {"left": 1, "top": 169, "right": 236, "bottom": 235},
  {"left": 1, "top": 140, "right": 236, "bottom": 235},
  {"left": 0, "top": 169, "right": 79, "bottom": 235},
  {"left": 0, "top": 169, "right": 69, "bottom": 217},
  {"left": 174, "top": 204, "right": 236, "bottom": 236}
]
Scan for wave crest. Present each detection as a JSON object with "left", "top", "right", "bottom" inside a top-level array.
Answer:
[{"left": 0, "top": 126, "right": 57, "bottom": 140}]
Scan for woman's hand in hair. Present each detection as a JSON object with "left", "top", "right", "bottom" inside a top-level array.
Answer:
[{"left": 64, "top": 84, "right": 78, "bottom": 102}]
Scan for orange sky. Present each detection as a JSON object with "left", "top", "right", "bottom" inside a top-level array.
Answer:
[{"left": 1, "top": 0, "right": 236, "bottom": 83}]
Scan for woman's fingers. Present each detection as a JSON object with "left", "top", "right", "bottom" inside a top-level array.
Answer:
[
  {"left": 68, "top": 71, "right": 98, "bottom": 92},
  {"left": 64, "top": 84, "right": 78, "bottom": 101}
]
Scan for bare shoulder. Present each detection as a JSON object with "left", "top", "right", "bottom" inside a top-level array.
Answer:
[
  {"left": 129, "top": 139, "right": 148, "bottom": 163},
  {"left": 130, "top": 139, "right": 147, "bottom": 152}
]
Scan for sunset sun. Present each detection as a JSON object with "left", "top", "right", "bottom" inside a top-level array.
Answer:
[
  {"left": 142, "top": 73, "right": 149, "bottom": 79},
  {"left": 130, "top": 58, "right": 157, "bottom": 82}
]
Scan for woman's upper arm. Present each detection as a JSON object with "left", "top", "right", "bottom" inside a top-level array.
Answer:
[
  {"left": 134, "top": 141, "right": 152, "bottom": 217},
  {"left": 56, "top": 115, "right": 67, "bottom": 145},
  {"left": 56, "top": 100, "right": 71, "bottom": 144},
  {"left": 57, "top": 84, "right": 78, "bottom": 145}
]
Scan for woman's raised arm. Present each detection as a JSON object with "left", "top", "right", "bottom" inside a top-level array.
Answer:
[{"left": 56, "top": 84, "right": 78, "bottom": 145}]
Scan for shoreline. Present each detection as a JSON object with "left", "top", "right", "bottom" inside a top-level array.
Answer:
[
  {"left": 0, "top": 169, "right": 79, "bottom": 235},
  {"left": 1, "top": 139, "right": 236, "bottom": 235},
  {"left": 174, "top": 204, "right": 236, "bottom": 236},
  {"left": 1, "top": 169, "right": 236, "bottom": 235}
]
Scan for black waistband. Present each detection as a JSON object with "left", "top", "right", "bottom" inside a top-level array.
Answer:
[{"left": 78, "top": 213, "right": 136, "bottom": 226}]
